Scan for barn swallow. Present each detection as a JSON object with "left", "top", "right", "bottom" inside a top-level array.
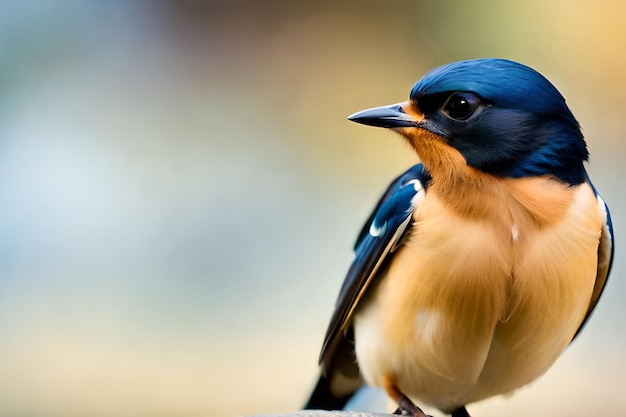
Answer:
[{"left": 304, "top": 58, "right": 614, "bottom": 417}]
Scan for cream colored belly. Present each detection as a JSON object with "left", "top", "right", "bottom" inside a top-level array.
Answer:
[{"left": 352, "top": 185, "right": 601, "bottom": 412}]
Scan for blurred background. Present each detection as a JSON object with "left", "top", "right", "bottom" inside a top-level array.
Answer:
[{"left": 0, "top": 1, "right": 625, "bottom": 416}]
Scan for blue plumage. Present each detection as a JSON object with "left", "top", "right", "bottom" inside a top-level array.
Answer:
[
  {"left": 409, "top": 59, "right": 588, "bottom": 184},
  {"left": 354, "top": 164, "right": 431, "bottom": 251},
  {"left": 411, "top": 59, "right": 566, "bottom": 115}
]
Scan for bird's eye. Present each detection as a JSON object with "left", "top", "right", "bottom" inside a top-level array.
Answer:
[{"left": 442, "top": 92, "right": 482, "bottom": 121}]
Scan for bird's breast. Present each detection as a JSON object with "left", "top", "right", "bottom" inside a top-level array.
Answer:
[{"left": 352, "top": 180, "right": 602, "bottom": 411}]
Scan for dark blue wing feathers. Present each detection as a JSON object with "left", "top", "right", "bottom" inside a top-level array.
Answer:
[
  {"left": 320, "top": 164, "right": 431, "bottom": 372},
  {"left": 353, "top": 165, "right": 431, "bottom": 251},
  {"left": 572, "top": 174, "right": 614, "bottom": 340}
]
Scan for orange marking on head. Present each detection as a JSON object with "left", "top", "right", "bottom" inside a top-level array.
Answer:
[{"left": 401, "top": 100, "right": 424, "bottom": 121}]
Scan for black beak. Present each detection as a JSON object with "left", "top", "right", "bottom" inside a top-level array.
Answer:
[{"left": 347, "top": 103, "right": 417, "bottom": 128}]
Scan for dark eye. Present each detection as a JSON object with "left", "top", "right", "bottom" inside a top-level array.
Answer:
[{"left": 442, "top": 92, "right": 482, "bottom": 120}]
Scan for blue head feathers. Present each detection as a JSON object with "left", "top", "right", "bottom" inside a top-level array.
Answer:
[{"left": 409, "top": 59, "right": 588, "bottom": 185}]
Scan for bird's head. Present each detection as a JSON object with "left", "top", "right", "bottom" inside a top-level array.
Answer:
[{"left": 349, "top": 59, "right": 588, "bottom": 185}]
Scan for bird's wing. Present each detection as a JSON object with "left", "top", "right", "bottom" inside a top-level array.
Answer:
[
  {"left": 319, "top": 163, "right": 431, "bottom": 374},
  {"left": 572, "top": 177, "right": 614, "bottom": 340}
]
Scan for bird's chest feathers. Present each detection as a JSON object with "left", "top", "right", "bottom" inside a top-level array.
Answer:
[{"left": 354, "top": 177, "right": 601, "bottom": 393}]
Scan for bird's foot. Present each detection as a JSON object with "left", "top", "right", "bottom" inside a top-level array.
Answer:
[
  {"left": 392, "top": 406, "right": 412, "bottom": 416},
  {"left": 391, "top": 394, "right": 432, "bottom": 417}
]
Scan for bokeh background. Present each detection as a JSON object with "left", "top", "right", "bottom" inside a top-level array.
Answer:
[{"left": 1, "top": 1, "right": 625, "bottom": 417}]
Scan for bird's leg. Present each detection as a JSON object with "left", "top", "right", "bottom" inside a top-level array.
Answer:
[
  {"left": 451, "top": 406, "right": 471, "bottom": 417},
  {"left": 396, "top": 394, "right": 431, "bottom": 417},
  {"left": 385, "top": 382, "right": 432, "bottom": 417}
]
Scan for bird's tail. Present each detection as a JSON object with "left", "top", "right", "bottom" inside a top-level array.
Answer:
[{"left": 304, "top": 374, "right": 354, "bottom": 410}]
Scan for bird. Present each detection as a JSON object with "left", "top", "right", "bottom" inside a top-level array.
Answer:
[{"left": 303, "top": 58, "right": 614, "bottom": 417}]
